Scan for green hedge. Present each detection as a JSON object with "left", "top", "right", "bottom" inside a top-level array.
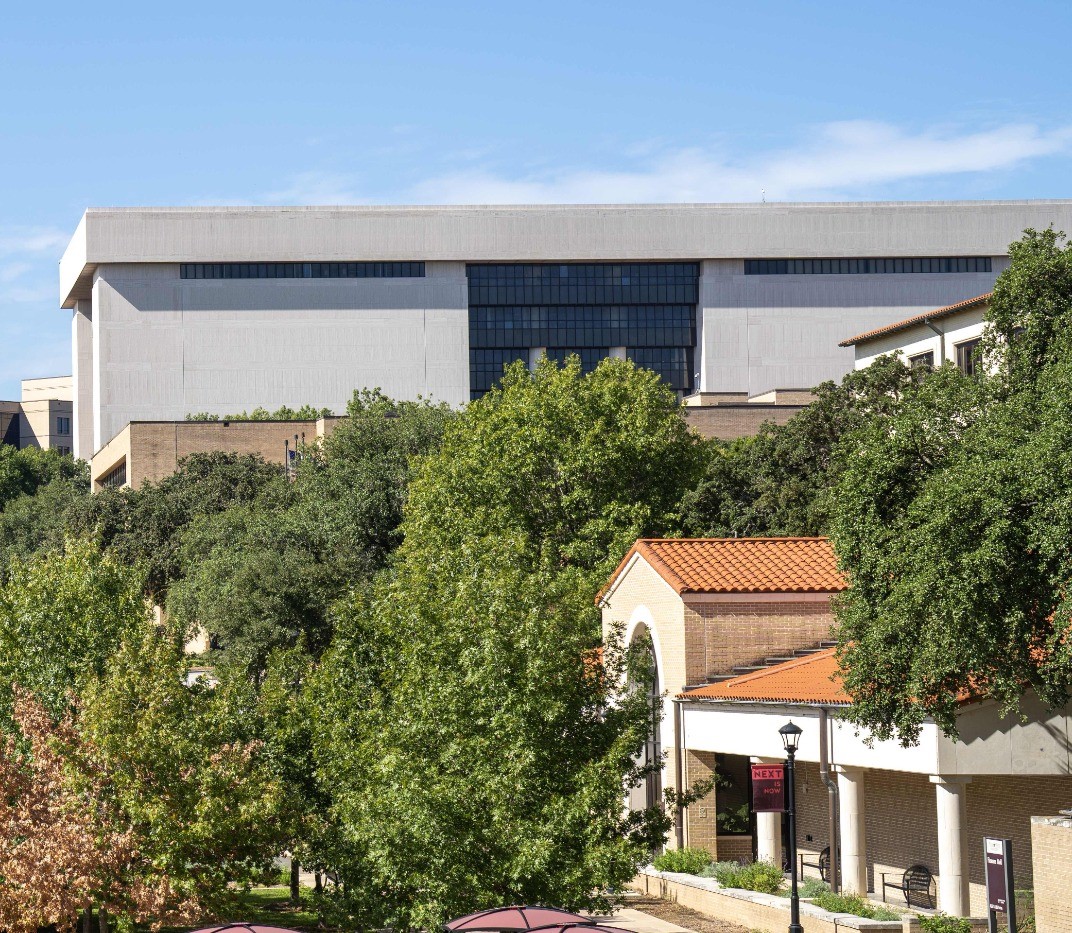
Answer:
[
  {"left": 651, "top": 847, "right": 713, "bottom": 875},
  {"left": 811, "top": 891, "right": 901, "bottom": 921}
]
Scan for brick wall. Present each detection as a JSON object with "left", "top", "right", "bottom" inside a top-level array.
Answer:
[
  {"left": 685, "top": 750, "right": 718, "bottom": 854},
  {"left": 1032, "top": 816, "right": 1072, "bottom": 933},
  {"left": 792, "top": 766, "right": 1072, "bottom": 916},
  {"left": 683, "top": 404, "right": 806, "bottom": 441},
  {"left": 964, "top": 775, "right": 1072, "bottom": 916},
  {"left": 124, "top": 420, "right": 319, "bottom": 488},
  {"left": 682, "top": 598, "right": 834, "bottom": 682}
]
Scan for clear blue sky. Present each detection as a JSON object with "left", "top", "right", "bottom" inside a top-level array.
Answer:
[{"left": 2, "top": 0, "right": 1070, "bottom": 399}]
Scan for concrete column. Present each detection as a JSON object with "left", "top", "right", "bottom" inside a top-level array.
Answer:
[
  {"left": 752, "top": 757, "right": 782, "bottom": 866},
  {"left": 930, "top": 775, "right": 971, "bottom": 916},
  {"left": 837, "top": 766, "right": 868, "bottom": 894},
  {"left": 71, "top": 299, "right": 94, "bottom": 461}
]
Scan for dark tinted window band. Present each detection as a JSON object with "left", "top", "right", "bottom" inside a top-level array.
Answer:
[
  {"left": 744, "top": 257, "right": 992, "bottom": 275},
  {"left": 467, "top": 262, "right": 700, "bottom": 399},
  {"left": 180, "top": 262, "right": 425, "bottom": 279}
]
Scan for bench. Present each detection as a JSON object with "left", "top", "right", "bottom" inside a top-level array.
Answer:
[
  {"left": 799, "top": 846, "right": 835, "bottom": 884},
  {"left": 880, "top": 864, "right": 935, "bottom": 909}
]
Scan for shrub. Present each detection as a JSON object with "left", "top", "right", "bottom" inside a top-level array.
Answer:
[
  {"left": 812, "top": 891, "right": 900, "bottom": 920},
  {"left": 706, "top": 860, "right": 784, "bottom": 894},
  {"left": 920, "top": 916, "right": 972, "bottom": 933},
  {"left": 799, "top": 877, "right": 829, "bottom": 898},
  {"left": 652, "top": 847, "right": 714, "bottom": 875}
]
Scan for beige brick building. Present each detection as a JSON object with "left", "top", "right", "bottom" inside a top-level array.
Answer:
[
  {"left": 1032, "top": 815, "right": 1072, "bottom": 933},
  {"left": 90, "top": 416, "right": 345, "bottom": 490},
  {"left": 598, "top": 537, "right": 843, "bottom": 859},
  {"left": 0, "top": 376, "right": 74, "bottom": 453},
  {"left": 681, "top": 389, "right": 810, "bottom": 441},
  {"left": 681, "top": 649, "right": 1072, "bottom": 919}
]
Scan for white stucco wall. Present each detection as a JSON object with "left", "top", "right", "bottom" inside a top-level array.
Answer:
[
  {"left": 853, "top": 304, "right": 989, "bottom": 370},
  {"left": 682, "top": 691, "right": 1072, "bottom": 777}
]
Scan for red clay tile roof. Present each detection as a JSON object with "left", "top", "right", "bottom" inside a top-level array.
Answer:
[
  {"left": 599, "top": 537, "right": 846, "bottom": 601},
  {"left": 681, "top": 648, "right": 849, "bottom": 705},
  {"left": 839, "top": 293, "right": 991, "bottom": 347}
]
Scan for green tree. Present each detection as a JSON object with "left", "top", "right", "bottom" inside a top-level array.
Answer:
[
  {"left": 0, "top": 539, "right": 147, "bottom": 729},
  {"left": 679, "top": 354, "right": 924, "bottom": 537},
  {"left": 313, "top": 538, "right": 668, "bottom": 929},
  {"left": 984, "top": 227, "right": 1072, "bottom": 386},
  {"left": 78, "top": 629, "right": 285, "bottom": 914},
  {"left": 168, "top": 496, "right": 333, "bottom": 673},
  {"left": 405, "top": 357, "right": 704, "bottom": 587},
  {"left": 311, "top": 358, "right": 703, "bottom": 927},
  {"left": 185, "top": 403, "right": 333, "bottom": 421},
  {"left": 167, "top": 390, "right": 452, "bottom": 674},
  {"left": 69, "top": 451, "right": 283, "bottom": 600},
  {"left": 829, "top": 229, "right": 1072, "bottom": 743},
  {"left": 0, "top": 445, "right": 84, "bottom": 511},
  {"left": 294, "top": 388, "right": 455, "bottom": 581},
  {"left": 0, "top": 473, "right": 89, "bottom": 582}
]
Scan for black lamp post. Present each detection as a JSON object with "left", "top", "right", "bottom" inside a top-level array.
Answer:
[{"left": 780, "top": 720, "right": 804, "bottom": 933}]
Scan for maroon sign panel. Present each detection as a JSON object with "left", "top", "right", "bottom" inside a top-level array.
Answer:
[
  {"left": 751, "top": 763, "right": 785, "bottom": 813},
  {"left": 985, "top": 837, "right": 1009, "bottom": 912}
]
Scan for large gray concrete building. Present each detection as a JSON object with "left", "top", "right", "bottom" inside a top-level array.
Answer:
[{"left": 60, "top": 201, "right": 1072, "bottom": 460}]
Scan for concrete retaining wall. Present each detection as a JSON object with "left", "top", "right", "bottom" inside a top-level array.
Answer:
[{"left": 629, "top": 869, "right": 989, "bottom": 933}]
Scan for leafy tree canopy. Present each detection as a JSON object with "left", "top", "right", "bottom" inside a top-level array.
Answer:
[
  {"left": 313, "top": 536, "right": 667, "bottom": 929},
  {"left": 0, "top": 539, "right": 148, "bottom": 729},
  {"left": 167, "top": 390, "right": 452, "bottom": 675},
  {"left": 404, "top": 357, "right": 705, "bottom": 589},
  {"left": 830, "top": 228, "right": 1072, "bottom": 743},
  {"left": 310, "top": 358, "right": 701, "bottom": 926},
  {"left": 294, "top": 388, "right": 455, "bottom": 580},
  {"left": 0, "top": 473, "right": 89, "bottom": 583},
  {"left": 78, "top": 629, "right": 285, "bottom": 915},
  {"left": 69, "top": 451, "right": 283, "bottom": 600},
  {"left": 186, "top": 403, "right": 332, "bottom": 421},
  {"left": 679, "top": 354, "right": 924, "bottom": 537},
  {"left": 0, "top": 445, "right": 84, "bottom": 511}
]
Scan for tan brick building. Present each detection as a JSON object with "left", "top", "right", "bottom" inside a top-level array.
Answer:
[
  {"left": 1032, "top": 815, "right": 1072, "bottom": 933},
  {"left": 90, "top": 416, "right": 345, "bottom": 490},
  {"left": 598, "top": 537, "right": 843, "bottom": 860},
  {"left": 681, "top": 389, "right": 811, "bottom": 441},
  {"left": 681, "top": 649, "right": 1072, "bottom": 919}
]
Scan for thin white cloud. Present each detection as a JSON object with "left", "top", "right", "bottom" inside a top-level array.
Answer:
[
  {"left": 0, "top": 226, "right": 68, "bottom": 257},
  {"left": 407, "top": 121, "right": 1072, "bottom": 204},
  {"left": 0, "top": 227, "right": 68, "bottom": 310},
  {"left": 262, "top": 171, "right": 371, "bottom": 206}
]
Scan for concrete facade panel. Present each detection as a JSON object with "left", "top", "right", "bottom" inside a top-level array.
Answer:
[
  {"left": 700, "top": 268, "right": 1001, "bottom": 394},
  {"left": 61, "top": 202, "right": 1072, "bottom": 306},
  {"left": 65, "top": 204, "right": 1065, "bottom": 446},
  {"left": 89, "top": 261, "right": 469, "bottom": 450}
]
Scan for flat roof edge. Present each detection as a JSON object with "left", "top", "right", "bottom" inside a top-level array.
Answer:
[{"left": 59, "top": 211, "right": 89, "bottom": 309}]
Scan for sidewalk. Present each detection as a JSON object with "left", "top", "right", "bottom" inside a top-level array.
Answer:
[{"left": 588, "top": 906, "right": 695, "bottom": 933}]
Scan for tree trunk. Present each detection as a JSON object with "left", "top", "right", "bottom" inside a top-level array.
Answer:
[
  {"left": 290, "top": 858, "right": 300, "bottom": 902},
  {"left": 80, "top": 908, "right": 92, "bottom": 933},
  {"left": 98, "top": 908, "right": 109, "bottom": 933},
  {"left": 314, "top": 871, "right": 323, "bottom": 894}
]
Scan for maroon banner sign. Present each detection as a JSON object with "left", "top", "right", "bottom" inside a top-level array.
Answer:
[{"left": 751, "top": 763, "right": 785, "bottom": 813}]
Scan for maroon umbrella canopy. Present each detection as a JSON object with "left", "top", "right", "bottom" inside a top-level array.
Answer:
[
  {"left": 188, "top": 925, "right": 307, "bottom": 933},
  {"left": 528, "top": 924, "right": 634, "bottom": 933},
  {"left": 446, "top": 906, "right": 590, "bottom": 931}
]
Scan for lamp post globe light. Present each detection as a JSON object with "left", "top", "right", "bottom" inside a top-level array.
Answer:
[{"left": 780, "top": 721, "right": 804, "bottom": 933}]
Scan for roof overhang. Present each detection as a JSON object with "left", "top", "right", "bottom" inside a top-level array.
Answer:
[
  {"left": 839, "top": 293, "right": 991, "bottom": 347},
  {"left": 58, "top": 201, "right": 1072, "bottom": 310}
]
